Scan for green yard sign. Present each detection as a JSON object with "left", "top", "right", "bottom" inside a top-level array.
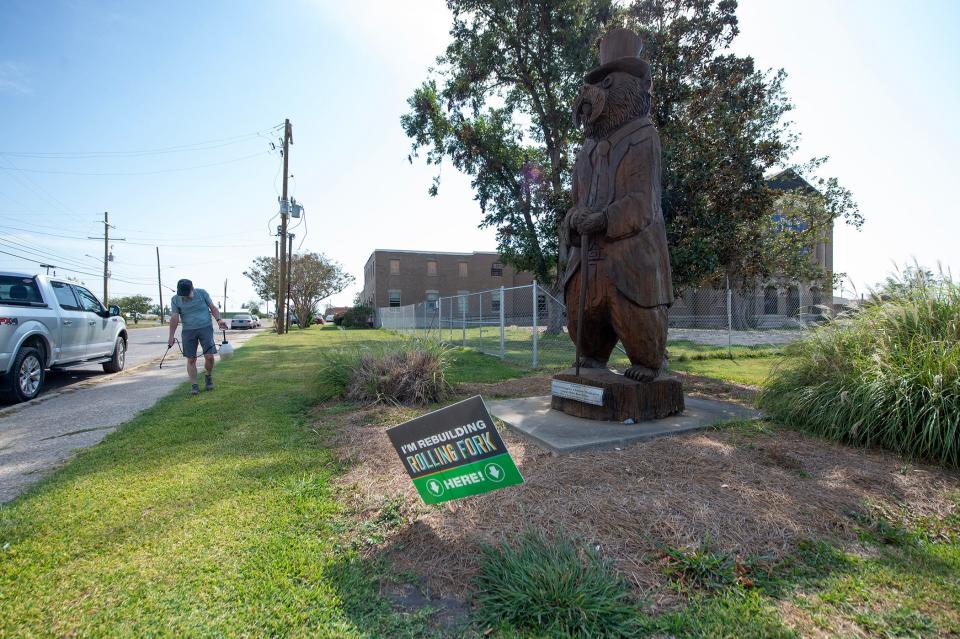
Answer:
[{"left": 386, "top": 395, "right": 523, "bottom": 504}]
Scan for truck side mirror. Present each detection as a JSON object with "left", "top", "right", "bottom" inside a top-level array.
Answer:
[{"left": 109, "top": 305, "right": 121, "bottom": 316}]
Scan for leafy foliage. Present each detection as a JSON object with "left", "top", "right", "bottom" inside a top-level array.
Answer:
[
  {"left": 340, "top": 304, "right": 374, "bottom": 329},
  {"left": 402, "top": 0, "right": 614, "bottom": 285},
  {"left": 243, "top": 255, "right": 279, "bottom": 304},
  {"left": 402, "top": 0, "right": 862, "bottom": 292},
  {"left": 759, "top": 267, "right": 960, "bottom": 466},
  {"left": 112, "top": 294, "right": 152, "bottom": 317},
  {"left": 245, "top": 252, "right": 353, "bottom": 329}
]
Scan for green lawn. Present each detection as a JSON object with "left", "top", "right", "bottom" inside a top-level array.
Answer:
[
  {"left": 0, "top": 326, "right": 438, "bottom": 638},
  {"left": 416, "top": 326, "right": 783, "bottom": 386},
  {"left": 4, "top": 327, "right": 952, "bottom": 637},
  {"left": 670, "top": 356, "right": 778, "bottom": 386}
]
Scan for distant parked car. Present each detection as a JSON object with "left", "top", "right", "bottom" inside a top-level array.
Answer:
[
  {"left": 230, "top": 314, "right": 256, "bottom": 330},
  {"left": 313, "top": 316, "right": 324, "bottom": 325},
  {"left": 1, "top": 272, "right": 127, "bottom": 403},
  {"left": 250, "top": 315, "right": 261, "bottom": 328},
  {"left": 324, "top": 314, "right": 334, "bottom": 323}
]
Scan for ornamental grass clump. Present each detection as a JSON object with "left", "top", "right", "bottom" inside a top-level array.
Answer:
[
  {"left": 316, "top": 338, "right": 452, "bottom": 406},
  {"left": 759, "top": 269, "right": 960, "bottom": 466}
]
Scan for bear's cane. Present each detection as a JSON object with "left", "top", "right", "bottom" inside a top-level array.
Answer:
[{"left": 575, "top": 231, "right": 589, "bottom": 377}]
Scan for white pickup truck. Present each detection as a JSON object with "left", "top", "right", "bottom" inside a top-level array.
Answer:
[{"left": 1, "top": 272, "right": 128, "bottom": 403}]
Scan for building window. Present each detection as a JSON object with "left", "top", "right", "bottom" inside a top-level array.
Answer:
[
  {"left": 458, "top": 262, "right": 468, "bottom": 278},
  {"left": 390, "top": 259, "right": 400, "bottom": 275},
  {"left": 457, "top": 290, "right": 469, "bottom": 315},
  {"left": 786, "top": 286, "right": 800, "bottom": 316},
  {"left": 811, "top": 286, "right": 823, "bottom": 309},
  {"left": 426, "top": 260, "right": 438, "bottom": 276},
  {"left": 491, "top": 262, "right": 503, "bottom": 276},
  {"left": 491, "top": 296, "right": 501, "bottom": 312},
  {"left": 426, "top": 290, "right": 439, "bottom": 312},
  {"left": 764, "top": 286, "right": 778, "bottom": 314},
  {"left": 388, "top": 289, "right": 401, "bottom": 307},
  {"left": 537, "top": 294, "right": 547, "bottom": 316}
]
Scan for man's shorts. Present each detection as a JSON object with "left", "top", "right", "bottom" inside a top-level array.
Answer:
[{"left": 181, "top": 326, "right": 216, "bottom": 358}]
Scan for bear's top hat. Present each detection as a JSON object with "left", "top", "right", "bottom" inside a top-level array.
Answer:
[{"left": 585, "top": 27, "right": 651, "bottom": 88}]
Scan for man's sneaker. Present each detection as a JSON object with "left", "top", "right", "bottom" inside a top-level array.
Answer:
[
  {"left": 191, "top": 384, "right": 200, "bottom": 395},
  {"left": 205, "top": 375, "right": 214, "bottom": 391}
]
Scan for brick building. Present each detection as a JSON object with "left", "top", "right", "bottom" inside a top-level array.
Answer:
[
  {"left": 361, "top": 249, "right": 534, "bottom": 322},
  {"left": 670, "top": 169, "right": 834, "bottom": 328},
  {"left": 365, "top": 171, "right": 832, "bottom": 330}
]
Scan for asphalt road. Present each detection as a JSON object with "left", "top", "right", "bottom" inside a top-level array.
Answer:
[
  {"left": 32, "top": 323, "right": 251, "bottom": 394},
  {"left": 0, "top": 323, "right": 266, "bottom": 503}
]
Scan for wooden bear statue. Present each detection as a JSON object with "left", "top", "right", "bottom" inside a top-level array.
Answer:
[{"left": 560, "top": 27, "right": 674, "bottom": 383}]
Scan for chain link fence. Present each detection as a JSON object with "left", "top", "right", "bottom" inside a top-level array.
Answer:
[{"left": 379, "top": 282, "right": 824, "bottom": 370}]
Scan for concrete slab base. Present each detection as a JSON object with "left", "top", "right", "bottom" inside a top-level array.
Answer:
[{"left": 486, "top": 395, "right": 760, "bottom": 454}]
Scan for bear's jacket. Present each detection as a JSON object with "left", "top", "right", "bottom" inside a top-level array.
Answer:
[{"left": 560, "top": 116, "right": 674, "bottom": 308}]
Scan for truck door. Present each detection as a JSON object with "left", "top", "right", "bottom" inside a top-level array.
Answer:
[
  {"left": 72, "top": 285, "right": 114, "bottom": 358},
  {"left": 49, "top": 281, "right": 88, "bottom": 362}
]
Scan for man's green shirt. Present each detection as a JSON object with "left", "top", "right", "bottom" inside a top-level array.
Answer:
[{"left": 171, "top": 289, "right": 214, "bottom": 330}]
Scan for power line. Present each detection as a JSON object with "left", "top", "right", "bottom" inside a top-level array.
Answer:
[
  {"left": 0, "top": 125, "right": 284, "bottom": 159},
  {"left": 0, "top": 238, "right": 102, "bottom": 271},
  {"left": 0, "top": 150, "right": 271, "bottom": 176},
  {"left": 0, "top": 224, "right": 267, "bottom": 248},
  {"left": 0, "top": 247, "right": 154, "bottom": 287}
]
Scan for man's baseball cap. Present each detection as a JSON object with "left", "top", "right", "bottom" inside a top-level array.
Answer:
[{"left": 176, "top": 279, "right": 194, "bottom": 296}]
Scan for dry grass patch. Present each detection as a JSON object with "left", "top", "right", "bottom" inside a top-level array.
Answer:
[{"left": 322, "top": 384, "right": 960, "bottom": 613}]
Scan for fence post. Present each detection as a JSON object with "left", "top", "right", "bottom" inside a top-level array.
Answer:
[
  {"left": 499, "top": 286, "right": 505, "bottom": 359},
  {"left": 532, "top": 280, "right": 539, "bottom": 368},
  {"left": 461, "top": 296, "right": 466, "bottom": 346},
  {"left": 726, "top": 275, "right": 733, "bottom": 359},
  {"left": 438, "top": 297, "right": 442, "bottom": 344},
  {"left": 479, "top": 294, "right": 483, "bottom": 353}
]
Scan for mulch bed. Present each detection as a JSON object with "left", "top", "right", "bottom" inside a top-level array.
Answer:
[{"left": 320, "top": 376, "right": 960, "bottom": 610}]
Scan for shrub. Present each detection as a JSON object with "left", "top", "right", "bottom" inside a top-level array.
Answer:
[
  {"left": 759, "top": 269, "right": 960, "bottom": 466},
  {"left": 472, "top": 530, "right": 645, "bottom": 638},
  {"left": 316, "top": 339, "right": 451, "bottom": 405},
  {"left": 340, "top": 304, "right": 373, "bottom": 329}
]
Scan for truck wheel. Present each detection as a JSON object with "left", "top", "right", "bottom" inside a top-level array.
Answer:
[
  {"left": 7, "top": 346, "right": 45, "bottom": 403},
  {"left": 102, "top": 337, "right": 126, "bottom": 373}
]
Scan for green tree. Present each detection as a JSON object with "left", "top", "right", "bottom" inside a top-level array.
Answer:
[
  {"left": 113, "top": 294, "right": 152, "bottom": 321},
  {"left": 243, "top": 256, "right": 279, "bottom": 305},
  {"left": 402, "top": 0, "right": 861, "bottom": 294},
  {"left": 402, "top": 0, "right": 612, "bottom": 286},
  {"left": 285, "top": 252, "right": 354, "bottom": 329}
]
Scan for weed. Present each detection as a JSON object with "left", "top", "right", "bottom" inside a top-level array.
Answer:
[
  {"left": 661, "top": 541, "right": 741, "bottom": 592},
  {"left": 472, "top": 530, "right": 647, "bottom": 638}
]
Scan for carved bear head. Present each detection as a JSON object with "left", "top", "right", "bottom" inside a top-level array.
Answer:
[{"left": 573, "top": 71, "right": 651, "bottom": 140}]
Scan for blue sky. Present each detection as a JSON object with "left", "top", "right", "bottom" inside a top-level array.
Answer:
[{"left": 0, "top": 0, "right": 957, "bottom": 309}]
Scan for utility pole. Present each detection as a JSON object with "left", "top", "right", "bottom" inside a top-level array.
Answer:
[
  {"left": 88, "top": 211, "right": 124, "bottom": 306},
  {"left": 275, "top": 239, "right": 280, "bottom": 328},
  {"left": 278, "top": 118, "right": 293, "bottom": 334},
  {"left": 102, "top": 211, "right": 109, "bottom": 304},
  {"left": 286, "top": 233, "right": 294, "bottom": 327},
  {"left": 39, "top": 263, "right": 56, "bottom": 276},
  {"left": 223, "top": 278, "right": 228, "bottom": 314},
  {"left": 156, "top": 247, "right": 164, "bottom": 324}
]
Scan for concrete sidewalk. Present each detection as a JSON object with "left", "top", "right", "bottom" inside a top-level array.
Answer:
[{"left": 0, "top": 329, "right": 260, "bottom": 504}]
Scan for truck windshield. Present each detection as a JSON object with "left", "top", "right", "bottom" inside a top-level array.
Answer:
[{"left": 0, "top": 275, "right": 45, "bottom": 306}]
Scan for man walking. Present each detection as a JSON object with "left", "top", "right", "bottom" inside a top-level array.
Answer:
[{"left": 168, "top": 279, "right": 228, "bottom": 395}]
